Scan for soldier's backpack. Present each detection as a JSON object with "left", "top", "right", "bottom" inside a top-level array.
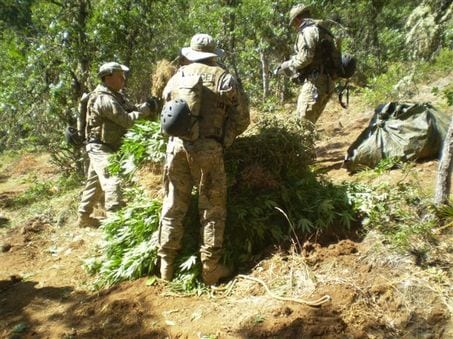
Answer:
[
  {"left": 302, "top": 22, "right": 357, "bottom": 108},
  {"left": 315, "top": 23, "right": 356, "bottom": 80},
  {"left": 77, "top": 92, "right": 91, "bottom": 142},
  {"left": 64, "top": 126, "right": 84, "bottom": 147},
  {"left": 161, "top": 73, "right": 203, "bottom": 141},
  {"left": 64, "top": 92, "right": 91, "bottom": 147}
]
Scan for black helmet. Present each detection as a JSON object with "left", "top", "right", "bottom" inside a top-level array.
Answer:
[
  {"left": 160, "top": 99, "right": 192, "bottom": 137},
  {"left": 340, "top": 54, "right": 357, "bottom": 79},
  {"left": 65, "top": 126, "right": 84, "bottom": 147}
]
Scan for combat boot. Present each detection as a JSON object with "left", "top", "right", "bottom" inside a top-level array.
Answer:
[
  {"left": 202, "top": 262, "right": 232, "bottom": 286},
  {"left": 77, "top": 214, "right": 100, "bottom": 228},
  {"left": 160, "top": 258, "right": 175, "bottom": 281}
]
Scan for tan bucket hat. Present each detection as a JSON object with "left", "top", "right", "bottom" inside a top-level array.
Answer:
[
  {"left": 289, "top": 4, "right": 311, "bottom": 25},
  {"left": 181, "top": 33, "right": 224, "bottom": 61}
]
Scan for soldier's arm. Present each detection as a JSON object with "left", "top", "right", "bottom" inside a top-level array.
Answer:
[
  {"left": 288, "top": 26, "right": 318, "bottom": 71},
  {"left": 95, "top": 94, "right": 150, "bottom": 129},
  {"left": 221, "top": 74, "right": 251, "bottom": 148}
]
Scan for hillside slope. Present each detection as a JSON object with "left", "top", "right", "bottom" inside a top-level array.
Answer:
[{"left": 0, "top": 74, "right": 451, "bottom": 338}]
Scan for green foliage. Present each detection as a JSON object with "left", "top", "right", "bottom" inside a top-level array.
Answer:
[
  {"left": 227, "top": 113, "right": 317, "bottom": 177},
  {"left": 432, "top": 83, "right": 453, "bottom": 107},
  {"left": 4, "top": 0, "right": 449, "bottom": 159},
  {"left": 11, "top": 174, "right": 81, "bottom": 208},
  {"left": 435, "top": 203, "right": 453, "bottom": 223},
  {"left": 360, "top": 48, "right": 453, "bottom": 107},
  {"left": 223, "top": 114, "right": 353, "bottom": 263},
  {"left": 108, "top": 121, "right": 167, "bottom": 177},
  {"left": 360, "top": 62, "right": 409, "bottom": 106},
  {"left": 443, "top": 88, "right": 453, "bottom": 106},
  {"left": 87, "top": 189, "right": 161, "bottom": 287},
  {"left": 224, "top": 171, "right": 357, "bottom": 267},
  {"left": 13, "top": 181, "right": 54, "bottom": 206},
  {"left": 169, "top": 255, "right": 206, "bottom": 295},
  {"left": 346, "top": 181, "right": 439, "bottom": 249},
  {"left": 372, "top": 157, "right": 403, "bottom": 174},
  {"left": 418, "top": 49, "right": 453, "bottom": 75}
]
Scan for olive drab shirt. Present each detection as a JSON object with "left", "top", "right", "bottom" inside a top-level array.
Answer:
[
  {"left": 163, "top": 62, "right": 250, "bottom": 148},
  {"left": 288, "top": 19, "right": 332, "bottom": 73},
  {"left": 85, "top": 84, "right": 149, "bottom": 151}
]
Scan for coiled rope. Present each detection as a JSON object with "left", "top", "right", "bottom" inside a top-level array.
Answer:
[{"left": 211, "top": 274, "right": 331, "bottom": 307}]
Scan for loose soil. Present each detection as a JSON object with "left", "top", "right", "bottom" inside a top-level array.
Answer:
[{"left": 1, "top": 76, "right": 452, "bottom": 338}]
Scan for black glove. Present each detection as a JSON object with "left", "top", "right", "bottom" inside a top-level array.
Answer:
[
  {"left": 146, "top": 96, "right": 160, "bottom": 112},
  {"left": 273, "top": 61, "right": 293, "bottom": 77}
]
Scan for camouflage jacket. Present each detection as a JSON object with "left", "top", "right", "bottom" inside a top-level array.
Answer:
[
  {"left": 287, "top": 19, "right": 334, "bottom": 74},
  {"left": 86, "top": 84, "right": 148, "bottom": 151}
]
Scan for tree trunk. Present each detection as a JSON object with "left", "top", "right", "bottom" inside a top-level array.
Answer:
[
  {"left": 228, "top": 12, "right": 240, "bottom": 80},
  {"left": 434, "top": 117, "right": 453, "bottom": 205},
  {"left": 260, "top": 50, "right": 270, "bottom": 99},
  {"left": 74, "top": 0, "right": 90, "bottom": 98},
  {"left": 370, "top": 0, "right": 384, "bottom": 72}
]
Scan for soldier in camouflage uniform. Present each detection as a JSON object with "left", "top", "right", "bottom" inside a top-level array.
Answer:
[
  {"left": 158, "top": 34, "right": 250, "bottom": 285},
  {"left": 77, "top": 62, "right": 156, "bottom": 227},
  {"left": 275, "top": 4, "right": 336, "bottom": 124}
]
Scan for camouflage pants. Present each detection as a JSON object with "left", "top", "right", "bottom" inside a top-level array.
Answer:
[
  {"left": 158, "top": 137, "right": 227, "bottom": 265},
  {"left": 296, "top": 73, "right": 335, "bottom": 123},
  {"left": 78, "top": 143, "right": 122, "bottom": 216}
]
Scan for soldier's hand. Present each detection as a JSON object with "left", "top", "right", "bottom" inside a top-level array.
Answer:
[
  {"left": 273, "top": 65, "right": 282, "bottom": 76},
  {"left": 145, "top": 96, "right": 160, "bottom": 112},
  {"left": 274, "top": 61, "right": 293, "bottom": 77},
  {"left": 138, "top": 102, "right": 152, "bottom": 118}
]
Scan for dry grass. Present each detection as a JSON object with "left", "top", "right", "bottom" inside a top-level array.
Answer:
[
  {"left": 151, "top": 59, "right": 177, "bottom": 98},
  {"left": 135, "top": 162, "right": 163, "bottom": 199},
  {"left": 231, "top": 247, "right": 317, "bottom": 301}
]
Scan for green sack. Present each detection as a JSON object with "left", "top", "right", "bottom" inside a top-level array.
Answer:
[{"left": 344, "top": 102, "right": 450, "bottom": 172}]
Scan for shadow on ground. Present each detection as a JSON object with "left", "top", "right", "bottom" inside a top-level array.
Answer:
[{"left": 0, "top": 278, "right": 167, "bottom": 338}]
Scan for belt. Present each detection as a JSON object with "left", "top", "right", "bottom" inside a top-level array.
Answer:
[{"left": 87, "top": 136, "right": 102, "bottom": 144}]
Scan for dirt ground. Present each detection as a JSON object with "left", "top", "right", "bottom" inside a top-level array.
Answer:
[{"left": 1, "top": 76, "right": 452, "bottom": 338}]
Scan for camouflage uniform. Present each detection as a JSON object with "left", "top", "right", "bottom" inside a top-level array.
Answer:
[
  {"left": 279, "top": 13, "right": 336, "bottom": 124},
  {"left": 159, "top": 60, "right": 250, "bottom": 280},
  {"left": 292, "top": 20, "right": 336, "bottom": 123},
  {"left": 78, "top": 83, "right": 150, "bottom": 219}
]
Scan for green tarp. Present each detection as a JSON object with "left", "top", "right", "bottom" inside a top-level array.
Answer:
[{"left": 344, "top": 102, "right": 450, "bottom": 172}]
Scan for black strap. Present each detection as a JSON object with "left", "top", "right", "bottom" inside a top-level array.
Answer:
[
  {"left": 299, "top": 21, "right": 334, "bottom": 39},
  {"left": 338, "top": 80, "right": 350, "bottom": 109}
]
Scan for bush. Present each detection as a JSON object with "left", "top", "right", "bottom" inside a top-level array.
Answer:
[
  {"left": 346, "top": 181, "right": 439, "bottom": 249},
  {"left": 361, "top": 48, "right": 453, "bottom": 107}
]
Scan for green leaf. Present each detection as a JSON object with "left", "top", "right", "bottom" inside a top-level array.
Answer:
[{"left": 145, "top": 276, "right": 157, "bottom": 286}]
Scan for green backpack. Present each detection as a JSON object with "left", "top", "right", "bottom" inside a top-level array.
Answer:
[{"left": 162, "top": 73, "right": 203, "bottom": 141}]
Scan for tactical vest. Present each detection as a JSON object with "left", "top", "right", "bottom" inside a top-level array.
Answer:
[
  {"left": 85, "top": 86, "right": 134, "bottom": 148},
  {"left": 175, "top": 63, "right": 227, "bottom": 141},
  {"left": 85, "top": 91, "right": 105, "bottom": 142},
  {"left": 296, "top": 21, "right": 342, "bottom": 78}
]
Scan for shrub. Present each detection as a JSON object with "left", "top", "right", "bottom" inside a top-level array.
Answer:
[{"left": 346, "top": 181, "right": 439, "bottom": 249}]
